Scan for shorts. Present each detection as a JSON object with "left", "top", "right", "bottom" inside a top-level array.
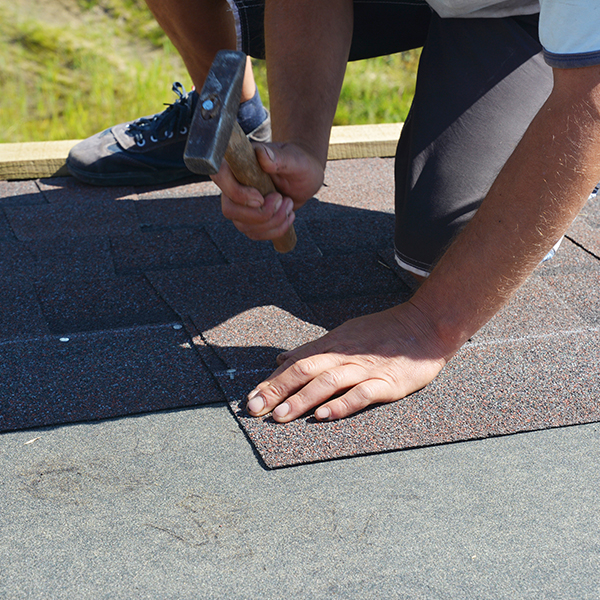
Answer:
[
  {"left": 228, "top": 0, "right": 432, "bottom": 61},
  {"left": 228, "top": 1, "right": 553, "bottom": 276}
]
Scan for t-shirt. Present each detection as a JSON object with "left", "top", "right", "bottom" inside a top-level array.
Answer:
[{"left": 425, "top": 0, "right": 600, "bottom": 68}]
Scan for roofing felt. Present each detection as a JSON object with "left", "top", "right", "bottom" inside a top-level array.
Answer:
[{"left": 0, "top": 158, "right": 598, "bottom": 468}]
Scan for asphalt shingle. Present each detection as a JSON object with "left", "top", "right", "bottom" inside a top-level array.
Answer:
[
  {"left": 281, "top": 252, "right": 408, "bottom": 302},
  {"left": 0, "top": 278, "right": 51, "bottom": 341},
  {"left": 0, "top": 325, "right": 223, "bottom": 433},
  {"left": 0, "top": 209, "right": 16, "bottom": 241},
  {"left": 26, "top": 236, "right": 115, "bottom": 283},
  {"left": 303, "top": 210, "right": 395, "bottom": 256},
  {"left": 37, "top": 275, "right": 178, "bottom": 334},
  {"left": 566, "top": 190, "right": 600, "bottom": 257},
  {"left": 148, "top": 260, "right": 312, "bottom": 327},
  {"left": 36, "top": 176, "right": 136, "bottom": 204},
  {"left": 199, "top": 305, "right": 327, "bottom": 372},
  {"left": 0, "top": 180, "right": 46, "bottom": 207},
  {"left": 0, "top": 159, "right": 597, "bottom": 469},
  {"left": 224, "top": 330, "right": 600, "bottom": 468},
  {"left": 110, "top": 227, "right": 225, "bottom": 275},
  {"left": 134, "top": 183, "right": 224, "bottom": 230},
  {"left": 6, "top": 200, "right": 138, "bottom": 241},
  {"left": 205, "top": 220, "right": 322, "bottom": 263}
]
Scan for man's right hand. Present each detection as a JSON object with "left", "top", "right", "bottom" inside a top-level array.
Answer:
[{"left": 211, "top": 141, "right": 324, "bottom": 242}]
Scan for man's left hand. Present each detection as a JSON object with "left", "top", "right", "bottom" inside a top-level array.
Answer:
[{"left": 246, "top": 302, "right": 451, "bottom": 422}]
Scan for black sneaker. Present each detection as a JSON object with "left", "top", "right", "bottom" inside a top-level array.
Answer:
[{"left": 66, "top": 82, "right": 272, "bottom": 186}]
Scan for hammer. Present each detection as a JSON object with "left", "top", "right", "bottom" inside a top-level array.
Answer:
[{"left": 183, "top": 50, "right": 297, "bottom": 253}]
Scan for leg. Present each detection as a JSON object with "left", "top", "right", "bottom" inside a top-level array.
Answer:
[
  {"left": 67, "top": 0, "right": 269, "bottom": 186},
  {"left": 144, "top": 0, "right": 257, "bottom": 102},
  {"left": 66, "top": 0, "right": 432, "bottom": 187},
  {"left": 394, "top": 14, "right": 554, "bottom": 277}
]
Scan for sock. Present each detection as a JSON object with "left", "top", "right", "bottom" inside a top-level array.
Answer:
[{"left": 237, "top": 88, "right": 268, "bottom": 135}]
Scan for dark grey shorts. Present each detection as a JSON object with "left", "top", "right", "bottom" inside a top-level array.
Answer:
[
  {"left": 229, "top": 0, "right": 432, "bottom": 61},
  {"left": 230, "top": 1, "right": 553, "bottom": 275}
]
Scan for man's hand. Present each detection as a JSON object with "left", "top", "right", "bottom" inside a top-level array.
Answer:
[
  {"left": 245, "top": 302, "right": 452, "bottom": 422},
  {"left": 240, "top": 64, "right": 600, "bottom": 424},
  {"left": 211, "top": 141, "right": 324, "bottom": 242}
]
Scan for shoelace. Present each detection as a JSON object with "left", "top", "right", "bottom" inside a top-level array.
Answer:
[{"left": 126, "top": 82, "right": 194, "bottom": 147}]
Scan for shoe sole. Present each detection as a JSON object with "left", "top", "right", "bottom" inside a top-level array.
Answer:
[{"left": 66, "top": 161, "right": 209, "bottom": 187}]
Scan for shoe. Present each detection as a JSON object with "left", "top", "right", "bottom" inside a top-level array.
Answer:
[
  {"left": 541, "top": 236, "right": 563, "bottom": 263},
  {"left": 541, "top": 182, "right": 598, "bottom": 263},
  {"left": 66, "top": 82, "right": 272, "bottom": 186}
]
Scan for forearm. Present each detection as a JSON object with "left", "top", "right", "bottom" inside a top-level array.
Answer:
[
  {"left": 410, "top": 66, "right": 600, "bottom": 355},
  {"left": 241, "top": 66, "right": 600, "bottom": 424},
  {"left": 212, "top": 2, "right": 352, "bottom": 241},
  {"left": 264, "top": 0, "right": 354, "bottom": 166}
]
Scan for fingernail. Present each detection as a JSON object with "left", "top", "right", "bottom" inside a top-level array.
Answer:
[
  {"left": 315, "top": 406, "right": 331, "bottom": 421},
  {"left": 273, "top": 402, "right": 290, "bottom": 418},
  {"left": 247, "top": 198, "right": 263, "bottom": 209},
  {"left": 274, "top": 197, "right": 283, "bottom": 213},
  {"left": 247, "top": 395, "right": 265, "bottom": 414},
  {"left": 263, "top": 145, "right": 275, "bottom": 163}
]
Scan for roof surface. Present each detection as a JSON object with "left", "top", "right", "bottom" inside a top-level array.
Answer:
[
  {"left": 0, "top": 158, "right": 598, "bottom": 597},
  {"left": 0, "top": 158, "right": 597, "bottom": 467}
]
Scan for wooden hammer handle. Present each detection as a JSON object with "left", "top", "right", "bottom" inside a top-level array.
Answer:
[{"left": 224, "top": 121, "right": 297, "bottom": 253}]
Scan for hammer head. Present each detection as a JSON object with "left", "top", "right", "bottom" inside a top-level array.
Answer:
[{"left": 183, "top": 50, "right": 246, "bottom": 175}]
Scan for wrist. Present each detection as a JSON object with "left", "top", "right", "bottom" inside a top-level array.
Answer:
[
  {"left": 388, "top": 300, "right": 460, "bottom": 367},
  {"left": 401, "top": 267, "right": 484, "bottom": 362}
]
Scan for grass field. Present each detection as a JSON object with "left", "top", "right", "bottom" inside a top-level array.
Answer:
[{"left": 0, "top": 0, "right": 420, "bottom": 143}]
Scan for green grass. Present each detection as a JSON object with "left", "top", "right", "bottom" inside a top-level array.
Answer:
[
  {"left": 0, "top": 1, "right": 419, "bottom": 143},
  {"left": 335, "top": 51, "right": 420, "bottom": 126},
  {"left": 252, "top": 51, "right": 420, "bottom": 128}
]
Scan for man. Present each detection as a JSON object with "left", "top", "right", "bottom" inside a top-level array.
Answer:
[
  {"left": 216, "top": 0, "right": 600, "bottom": 423},
  {"left": 71, "top": 1, "right": 600, "bottom": 424},
  {"left": 67, "top": 0, "right": 422, "bottom": 186}
]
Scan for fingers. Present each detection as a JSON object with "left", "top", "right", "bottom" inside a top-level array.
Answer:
[
  {"left": 247, "top": 362, "right": 396, "bottom": 423},
  {"left": 211, "top": 161, "right": 264, "bottom": 209},
  {"left": 254, "top": 143, "right": 302, "bottom": 177},
  {"left": 223, "top": 190, "right": 295, "bottom": 241},
  {"left": 211, "top": 143, "right": 324, "bottom": 245},
  {"left": 212, "top": 160, "right": 296, "bottom": 241},
  {"left": 272, "top": 366, "right": 384, "bottom": 423},
  {"left": 254, "top": 143, "right": 278, "bottom": 174},
  {"left": 254, "top": 142, "right": 325, "bottom": 203},
  {"left": 313, "top": 378, "right": 394, "bottom": 422},
  {"left": 246, "top": 353, "right": 348, "bottom": 419},
  {"left": 245, "top": 352, "right": 398, "bottom": 423}
]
